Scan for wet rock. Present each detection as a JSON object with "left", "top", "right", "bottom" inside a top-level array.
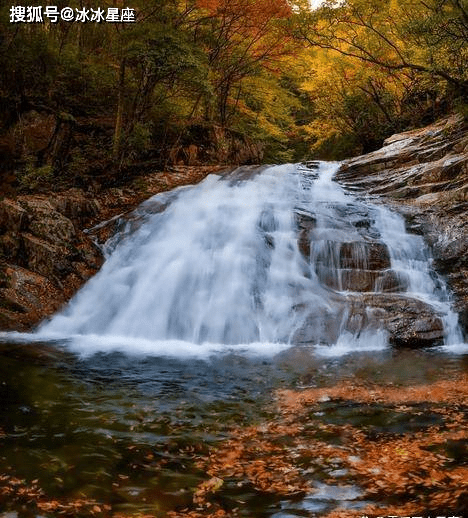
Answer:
[
  {"left": 336, "top": 114, "right": 468, "bottom": 338},
  {"left": 293, "top": 291, "right": 444, "bottom": 348},
  {"left": 258, "top": 206, "right": 279, "bottom": 233},
  {"left": 316, "top": 267, "right": 376, "bottom": 292},
  {"left": 346, "top": 294, "right": 445, "bottom": 347},
  {"left": 292, "top": 303, "right": 346, "bottom": 345},
  {"left": 295, "top": 209, "right": 316, "bottom": 258},
  {"left": 374, "top": 270, "right": 409, "bottom": 293},
  {"left": 310, "top": 240, "right": 391, "bottom": 273},
  {"left": 339, "top": 242, "right": 391, "bottom": 270},
  {"left": 303, "top": 160, "right": 321, "bottom": 169},
  {"left": 317, "top": 268, "right": 408, "bottom": 293},
  {"left": 223, "top": 164, "right": 268, "bottom": 184}
]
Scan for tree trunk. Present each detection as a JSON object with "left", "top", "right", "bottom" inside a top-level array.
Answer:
[
  {"left": 113, "top": 57, "right": 126, "bottom": 160},
  {"left": 43, "top": 113, "right": 76, "bottom": 170}
]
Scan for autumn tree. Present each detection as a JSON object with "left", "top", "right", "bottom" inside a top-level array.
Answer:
[
  {"left": 109, "top": 0, "right": 212, "bottom": 162},
  {"left": 282, "top": 0, "right": 468, "bottom": 157},
  {"left": 196, "top": 0, "right": 293, "bottom": 127},
  {"left": 291, "top": 0, "right": 468, "bottom": 95}
]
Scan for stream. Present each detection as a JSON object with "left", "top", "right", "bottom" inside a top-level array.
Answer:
[{"left": 0, "top": 162, "right": 467, "bottom": 516}]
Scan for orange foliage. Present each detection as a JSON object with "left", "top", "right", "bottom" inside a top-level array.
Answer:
[
  {"left": 171, "top": 375, "right": 468, "bottom": 517},
  {"left": 194, "top": 0, "right": 294, "bottom": 124},
  {"left": 277, "top": 373, "right": 468, "bottom": 412},
  {"left": 196, "top": 0, "right": 291, "bottom": 23},
  {"left": 3, "top": 375, "right": 467, "bottom": 517}
]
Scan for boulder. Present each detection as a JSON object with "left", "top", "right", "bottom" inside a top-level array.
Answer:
[
  {"left": 21, "top": 233, "right": 72, "bottom": 280},
  {"left": 292, "top": 292, "right": 444, "bottom": 348},
  {"left": 24, "top": 206, "right": 77, "bottom": 245},
  {"left": 0, "top": 199, "right": 29, "bottom": 233},
  {"left": 0, "top": 266, "right": 63, "bottom": 331},
  {"left": 345, "top": 293, "right": 445, "bottom": 348},
  {"left": 50, "top": 188, "right": 101, "bottom": 226},
  {"left": 292, "top": 302, "right": 346, "bottom": 345},
  {"left": 336, "top": 114, "right": 468, "bottom": 199}
]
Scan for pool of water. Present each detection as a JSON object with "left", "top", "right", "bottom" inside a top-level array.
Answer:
[{"left": 1, "top": 341, "right": 467, "bottom": 516}]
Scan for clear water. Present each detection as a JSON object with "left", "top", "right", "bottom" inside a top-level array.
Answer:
[{"left": 0, "top": 343, "right": 467, "bottom": 516}]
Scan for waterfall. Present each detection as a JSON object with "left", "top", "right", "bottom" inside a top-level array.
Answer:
[{"left": 35, "top": 162, "right": 463, "bottom": 357}]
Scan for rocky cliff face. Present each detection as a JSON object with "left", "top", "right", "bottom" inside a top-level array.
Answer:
[
  {"left": 336, "top": 114, "right": 468, "bottom": 338},
  {"left": 0, "top": 190, "right": 103, "bottom": 331}
]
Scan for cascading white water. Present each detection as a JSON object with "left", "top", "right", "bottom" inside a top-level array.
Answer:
[
  {"left": 38, "top": 164, "right": 326, "bottom": 355},
  {"left": 373, "top": 204, "right": 463, "bottom": 345},
  {"left": 36, "top": 162, "right": 463, "bottom": 357}
]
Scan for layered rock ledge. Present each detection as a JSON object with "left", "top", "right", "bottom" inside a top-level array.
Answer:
[{"left": 336, "top": 114, "right": 468, "bottom": 338}]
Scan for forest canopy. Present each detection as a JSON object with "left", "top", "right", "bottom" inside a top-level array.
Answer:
[{"left": 0, "top": 0, "right": 467, "bottom": 192}]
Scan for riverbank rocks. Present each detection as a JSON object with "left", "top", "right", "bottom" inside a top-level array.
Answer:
[
  {"left": 0, "top": 192, "right": 103, "bottom": 331},
  {"left": 336, "top": 113, "right": 468, "bottom": 339}
]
